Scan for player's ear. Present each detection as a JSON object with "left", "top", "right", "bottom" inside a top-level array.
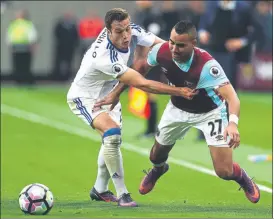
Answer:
[
  {"left": 107, "top": 29, "right": 112, "bottom": 36},
  {"left": 192, "top": 38, "right": 197, "bottom": 47}
]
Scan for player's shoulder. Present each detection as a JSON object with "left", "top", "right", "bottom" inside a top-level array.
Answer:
[
  {"left": 84, "top": 28, "right": 109, "bottom": 59},
  {"left": 130, "top": 22, "right": 149, "bottom": 36},
  {"left": 200, "top": 57, "right": 225, "bottom": 80},
  {"left": 156, "top": 42, "right": 172, "bottom": 62},
  {"left": 194, "top": 47, "right": 213, "bottom": 62},
  {"left": 150, "top": 42, "right": 165, "bottom": 53},
  {"left": 93, "top": 43, "right": 126, "bottom": 72},
  {"left": 95, "top": 46, "right": 119, "bottom": 65}
]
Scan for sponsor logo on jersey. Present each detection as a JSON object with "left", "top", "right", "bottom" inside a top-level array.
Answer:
[
  {"left": 210, "top": 66, "right": 221, "bottom": 77},
  {"left": 184, "top": 80, "right": 195, "bottom": 88}
]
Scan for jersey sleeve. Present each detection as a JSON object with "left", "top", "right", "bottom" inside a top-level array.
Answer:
[
  {"left": 130, "top": 23, "right": 156, "bottom": 47},
  {"left": 147, "top": 43, "right": 163, "bottom": 66},
  {"left": 196, "top": 59, "right": 230, "bottom": 89},
  {"left": 95, "top": 51, "right": 128, "bottom": 79}
]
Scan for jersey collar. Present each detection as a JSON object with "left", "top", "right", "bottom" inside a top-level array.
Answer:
[
  {"left": 173, "top": 50, "right": 194, "bottom": 72},
  {"left": 107, "top": 35, "right": 129, "bottom": 53}
]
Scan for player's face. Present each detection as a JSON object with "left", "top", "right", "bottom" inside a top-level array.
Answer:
[
  {"left": 169, "top": 29, "right": 196, "bottom": 63},
  {"left": 109, "top": 18, "right": 132, "bottom": 50}
]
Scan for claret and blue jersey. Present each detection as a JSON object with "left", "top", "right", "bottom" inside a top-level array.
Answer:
[{"left": 147, "top": 42, "right": 230, "bottom": 113}]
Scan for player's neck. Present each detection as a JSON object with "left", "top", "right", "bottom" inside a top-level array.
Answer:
[
  {"left": 175, "top": 50, "right": 194, "bottom": 64},
  {"left": 107, "top": 35, "right": 129, "bottom": 53}
]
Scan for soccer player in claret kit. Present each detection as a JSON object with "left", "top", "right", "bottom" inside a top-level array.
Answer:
[
  {"left": 67, "top": 9, "right": 196, "bottom": 207},
  {"left": 136, "top": 20, "right": 260, "bottom": 203}
]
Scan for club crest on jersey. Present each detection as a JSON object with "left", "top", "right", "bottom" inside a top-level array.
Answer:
[
  {"left": 210, "top": 66, "right": 221, "bottom": 77},
  {"left": 112, "top": 63, "right": 123, "bottom": 74},
  {"left": 184, "top": 81, "right": 195, "bottom": 89}
]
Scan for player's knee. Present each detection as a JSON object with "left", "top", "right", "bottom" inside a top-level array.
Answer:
[
  {"left": 97, "top": 159, "right": 107, "bottom": 169},
  {"left": 102, "top": 128, "right": 121, "bottom": 148},
  {"left": 215, "top": 167, "right": 234, "bottom": 180}
]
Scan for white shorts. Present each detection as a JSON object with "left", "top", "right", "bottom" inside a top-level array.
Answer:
[
  {"left": 67, "top": 97, "right": 122, "bottom": 129},
  {"left": 156, "top": 100, "right": 229, "bottom": 147}
]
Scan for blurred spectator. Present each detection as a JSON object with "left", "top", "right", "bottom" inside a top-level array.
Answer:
[
  {"left": 198, "top": 0, "right": 263, "bottom": 89},
  {"left": 180, "top": 1, "right": 205, "bottom": 42},
  {"left": 52, "top": 11, "right": 79, "bottom": 81},
  {"left": 160, "top": 1, "right": 180, "bottom": 40},
  {"left": 6, "top": 9, "right": 38, "bottom": 85},
  {"left": 78, "top": 10, "right": 104, "bottom": 57},
  {"left": 133, "top": 1, "right": 164, "bottom": 138},
  {"left": 134, "top": 1, "right": 162, "bottom": 36},
  {"left": 253, "top": 0, "right": 272, "bottom": 53}
]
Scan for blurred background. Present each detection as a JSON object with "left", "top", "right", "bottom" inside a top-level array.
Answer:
[
  {"left": 1, "top": 0, "right": 272, "bottom": 90},
  {"left": 1, "top": 1, "right": 273, "bottom": 217}
]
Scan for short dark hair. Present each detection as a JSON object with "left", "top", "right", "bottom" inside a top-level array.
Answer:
[
  {"left": 173, "top": 20, "right": 196, "bottom": 37},
  {"left": 105, "top": 8, "right": 130, "bottom": 30}
]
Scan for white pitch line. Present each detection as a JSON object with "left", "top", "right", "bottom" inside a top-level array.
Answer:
[{"left": 1, "top": 104, "right": 272, "bottom": 194}]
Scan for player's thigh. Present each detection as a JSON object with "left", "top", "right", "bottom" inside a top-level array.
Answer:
[
  {"left": 67, "top": 97, "right": 119, "bottom": 135},
  {"left": 108, "top": 102, "right": 122, "bottom": 129},
  {"left": 93, "top": 112, "right": 120, "bottom": 135},
  {"left": 194, "top": 103, "right": 229, "bottom": 147},
  {"left": 156, "top": 101, "right": 191, "bottom": 146},
  {"left": 67, "top": 97, "right": 96, "bottom": 127},
  {"left": 209, "top": 146, "right": 233, "bottom": 174}
]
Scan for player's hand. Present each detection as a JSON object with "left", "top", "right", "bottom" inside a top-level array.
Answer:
[
  {"left": 180, "top": 88, "right": 199, "bottom": 100},
  {"left": 199, "top": 31, "right": 210, "bottom": 45},
  {"left": 224, "top": 122, "right": 240, "bottom": 149},
  {"left": 94, "top": 92, "right": 120, "bottom": 111},
  {"left": 225, "top": 38, "right": 244, "bottom": 52}
]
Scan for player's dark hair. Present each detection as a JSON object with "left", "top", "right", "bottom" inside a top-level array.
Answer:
[
  {"left": 105, "top": 8, "right": 130, "bottom": 30},
  {"left": 173, "top": 20, "right": 196, "bottom": 37}
]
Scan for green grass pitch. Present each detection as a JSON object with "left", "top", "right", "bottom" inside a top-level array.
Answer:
[{"left": 1, "top": 86, "right": 272, "bottom": 218}]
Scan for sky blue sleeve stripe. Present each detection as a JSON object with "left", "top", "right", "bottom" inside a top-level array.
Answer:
[
  {"left": 220, "top": 106, "right": 228, "bottom": 124},
  {"left": 205, "top": 88, "right": 223, "bottom": 107},
  {"left": 147, "top": 43, "right": 163, "bottom": 66},
  {"left": 196, "top": 60, "right": 229, "bottom": 89}
]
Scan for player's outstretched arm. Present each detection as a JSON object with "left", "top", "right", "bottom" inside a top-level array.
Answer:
[
  {"left": 94, "top": 67, "right": 197, "bottom": 109},
  {"left": 217, "top": 83, "right": 240, "bottom": 149},
  {"left": 93, "top": 64, "right": 153, "bottom": 110},
  {"left": 118, "top": 67, "right": 198, "bottom": 98},
  {"left": 107, "top": 36, "right": 165, "bottom": 97}
]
